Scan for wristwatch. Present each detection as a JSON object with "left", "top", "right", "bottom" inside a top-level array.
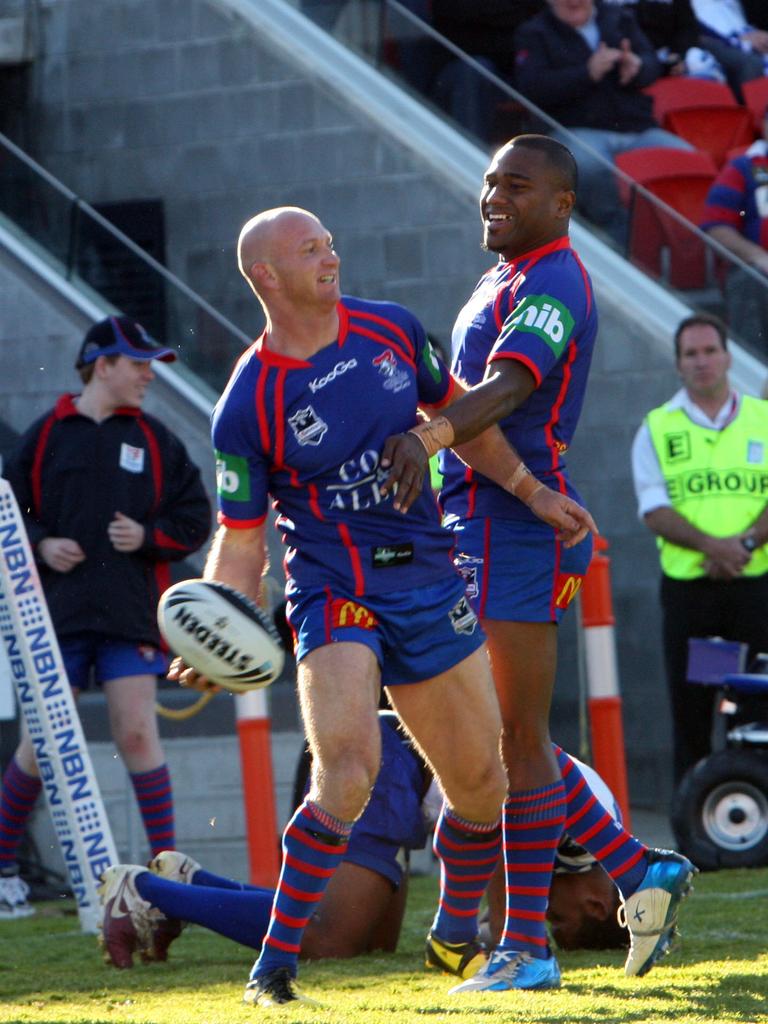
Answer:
[{"left": 741, "top": 533, "right": 758, "bottom": 553}]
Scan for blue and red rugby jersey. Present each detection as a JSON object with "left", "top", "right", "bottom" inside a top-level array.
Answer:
[
  {"left": 212, "top": 296, "right": 458, "bottom": 597},
  {"left": 439, "top": 237, "right": 598, "bottom": 523},
  {"left": 700, "top": 142, "right": 768, "bottom": 249}
]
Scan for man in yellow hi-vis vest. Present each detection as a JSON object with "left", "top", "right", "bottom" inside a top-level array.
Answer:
[{"left": 631, "top": 312, "right": 768, "bottom": 784}]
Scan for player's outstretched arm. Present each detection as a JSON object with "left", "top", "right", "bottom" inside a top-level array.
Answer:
[
  {"left": 380, "top": 371, "right": 597, "bottom": 545},
  {"left": 380, "top": 360, "right": 535, "bottom": 512},
  {"left": 452, "top": 430, "right": 597, "bottom": 548}
]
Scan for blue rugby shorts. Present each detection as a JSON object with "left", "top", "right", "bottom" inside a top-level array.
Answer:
[
  {"left": 449, "top": 516, "right": 593, "bottom": 624},
  {"left": 61, "top": 631, "right": 168, "bottom": 690},
  {"left": 287, "top": 574, "right": 485, "bottom": 686}
]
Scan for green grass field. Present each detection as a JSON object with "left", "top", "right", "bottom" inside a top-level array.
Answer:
[{"left": 2, "top": 868, "right": 767, "bottom": 1024}]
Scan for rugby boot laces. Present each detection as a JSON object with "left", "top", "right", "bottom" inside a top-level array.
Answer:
[{"left": 449, "top": 947, "right": 561, "bottom": 993}]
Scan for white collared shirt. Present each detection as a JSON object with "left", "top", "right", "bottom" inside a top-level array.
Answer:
[{"left": 631, "top": 388, "right": 741, "bottom": 517}]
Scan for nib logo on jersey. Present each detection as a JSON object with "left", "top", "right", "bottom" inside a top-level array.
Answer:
[
  {"left": 498, "top": 294, "right": 575, "bottom": 356},
  {"left": 289, "top": 406, "right": 328, "bottom": 446}
]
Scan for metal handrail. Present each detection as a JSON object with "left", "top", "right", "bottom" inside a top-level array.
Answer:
[{"left": 0, "top": 130, "right": 252, "bottom": 347}]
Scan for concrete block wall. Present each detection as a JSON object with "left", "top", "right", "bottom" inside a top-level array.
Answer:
[{"left": 10, "top": 0, "right": 491, "bottom": 353}]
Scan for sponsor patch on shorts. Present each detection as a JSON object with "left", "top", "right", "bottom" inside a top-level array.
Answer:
[
  {"left": 448, "top": 595, "right": 478, "bottom": 635},
  {"left": 331, "top": 598, "right": 378, "bottom": 629},
  {"left": 553, "top": 573, "right": 584, "bottom": 610},
  {"left": 372, "top": 542, "right": 414, "bottom": 568}
]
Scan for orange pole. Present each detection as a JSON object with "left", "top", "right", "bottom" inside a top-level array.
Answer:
[
  {"left": 580, "top": 536, "right": 632, "bottom": 828},
  {"left": 235, "top": 690, "right": 280, "bottom": 887}
]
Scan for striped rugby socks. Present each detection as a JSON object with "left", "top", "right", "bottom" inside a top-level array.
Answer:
[
  {"left": 500, "top": 780, "right": 566, "bottom": 958},
  {"left": 251, "top": 799, "right": 352, "bottom": 980},
  {"left": 130, "top": 764, "right": 175, "bottom": 856},
  {"left": 554, "top": 746, "right": 648, "bottom": 898},
  {"left": 0, "top": 758, "right": 41, "bottom": 871},
  {"left": 431, "top": 804, "right": 502, "bottom": 943}
]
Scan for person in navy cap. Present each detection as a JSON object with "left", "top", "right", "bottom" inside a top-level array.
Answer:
[{"left": 0, "top": 316, "right": 211, "bottom": 919}]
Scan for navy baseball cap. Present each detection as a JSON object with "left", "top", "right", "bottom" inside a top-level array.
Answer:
[{"left": 76, "top": 316, "right": 177, "bottom": 368}]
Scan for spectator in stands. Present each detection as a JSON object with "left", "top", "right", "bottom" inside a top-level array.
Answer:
[
  {"left": 514, "top": 0, "right": 693, "bottom": 244},
  {"left": 603, "top": 0, "right": 726, "bottom": 80},
  {"left": 691, "top": 0, "right": 768, "bottom": 99},
  {"left": 0, "top": 317, "right": 211, "bottom": 919},
  {"left": 701, "top": 107, "right": 768, "bottom": 354},
  {"left": 429, "top": 2, "right": 545, "bottom": 142}
]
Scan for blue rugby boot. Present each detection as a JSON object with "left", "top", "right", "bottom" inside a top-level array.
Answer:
[
  {"left": 448, "top": 948, "right": 561, "bottom": 993},
  {"left": 620, "top": 848, "right": 697, "bottom": 977}
]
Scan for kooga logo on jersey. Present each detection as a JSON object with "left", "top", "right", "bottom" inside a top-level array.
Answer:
[{"left": 309, "top": 358, "right": 357, "bottom": 393}]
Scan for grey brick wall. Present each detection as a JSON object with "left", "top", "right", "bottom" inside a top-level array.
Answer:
[{"left": 12, "top": 0, "right": 490, "bottom": 352}]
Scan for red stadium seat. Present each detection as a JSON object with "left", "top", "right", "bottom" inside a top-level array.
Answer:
[
  {"left": 614, "top": 147, "right": 718, "bottom": 289},
  {"left": 644, "top": 78, "right": 755, "bottom": 167},
  {"left": 742, "top": 77, "right": 768, "bottom": 134}
]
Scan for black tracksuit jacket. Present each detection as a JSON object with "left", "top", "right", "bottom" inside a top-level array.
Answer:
[{"left": 5, "top": 394, "right": 211, "bottom": 647}]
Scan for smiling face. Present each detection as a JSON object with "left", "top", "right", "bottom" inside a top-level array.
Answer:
[
  {"left": 480, "top": 141, "right": 575, "bottom": 261},
  {"left": 269, "top": 210, "right": 341, "bottom": 311},
  {"left": 99, "top": 355, "right": 155, "bottom": 410},
  {"left": 239, "top": 207, "right": 341, "bottom": 314}
]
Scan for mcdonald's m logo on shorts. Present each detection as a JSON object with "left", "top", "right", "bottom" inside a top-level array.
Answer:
[
  {"left": 331, "top": 599, "right": 378, "bottom": 630},
  {"left": 554, "top": 573, "right": 583, "bottom": 610}
]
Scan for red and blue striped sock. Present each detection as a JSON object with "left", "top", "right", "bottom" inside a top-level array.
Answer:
[
  {"left": 431, "top": 804, "right": 501, "bottom": 943},
  {"left": 501, "top": 780, "right": 566, "bottom": 958},
  {"left": 0, "top": 758, "right": 41, "bottom": 871},
  {"left": 130, "top": 764, "right": 175, "bottom": 856},
  {"left": 554, "top": 746, "right": 648, "bottom": 898},
  {"left": 252, "top": 799, "right": 352, "bottom": 979}
]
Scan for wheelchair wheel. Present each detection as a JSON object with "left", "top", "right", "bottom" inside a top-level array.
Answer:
[{"left": 671, "top": 750, "right": 768, "bottom": 870}]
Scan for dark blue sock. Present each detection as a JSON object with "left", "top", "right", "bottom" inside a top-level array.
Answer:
[
  {"left": 136, "top": 871, "right": 274, "bottom": 950},
  {"left": 189, "top": 867, "right": 258, "bottom": 891}
]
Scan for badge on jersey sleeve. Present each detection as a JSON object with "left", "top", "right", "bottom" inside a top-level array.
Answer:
[
  {"left": 499, "top": 294, "right": 575, "bottom": 357},
  {"left": 215, "top": 451, "right": 251, "bottom": 501}
]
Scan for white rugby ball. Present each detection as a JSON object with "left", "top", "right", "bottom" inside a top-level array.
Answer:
[{"left": 158, "top": 579, "right": 285, "bottom": 692}]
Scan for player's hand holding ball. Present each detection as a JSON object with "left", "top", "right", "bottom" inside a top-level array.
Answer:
[{"left": 158, "top": 579, "right": 285, "bottom": 694}]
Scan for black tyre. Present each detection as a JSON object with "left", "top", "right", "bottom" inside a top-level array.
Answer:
[{"left": 671, "top": 750, "right": 768, "bottom": 870}]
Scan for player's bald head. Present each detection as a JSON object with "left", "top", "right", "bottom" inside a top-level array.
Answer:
[{"left": 237, "top": 207, "right": 324, "bottom": 294}]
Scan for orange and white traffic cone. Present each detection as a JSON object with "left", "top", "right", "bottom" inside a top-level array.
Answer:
[
  {"left": 580, "top": 536, "right": 632, "bottom": 828},
  {"left": 236, "top": 689, "right": 281, "bottom": 887}
]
